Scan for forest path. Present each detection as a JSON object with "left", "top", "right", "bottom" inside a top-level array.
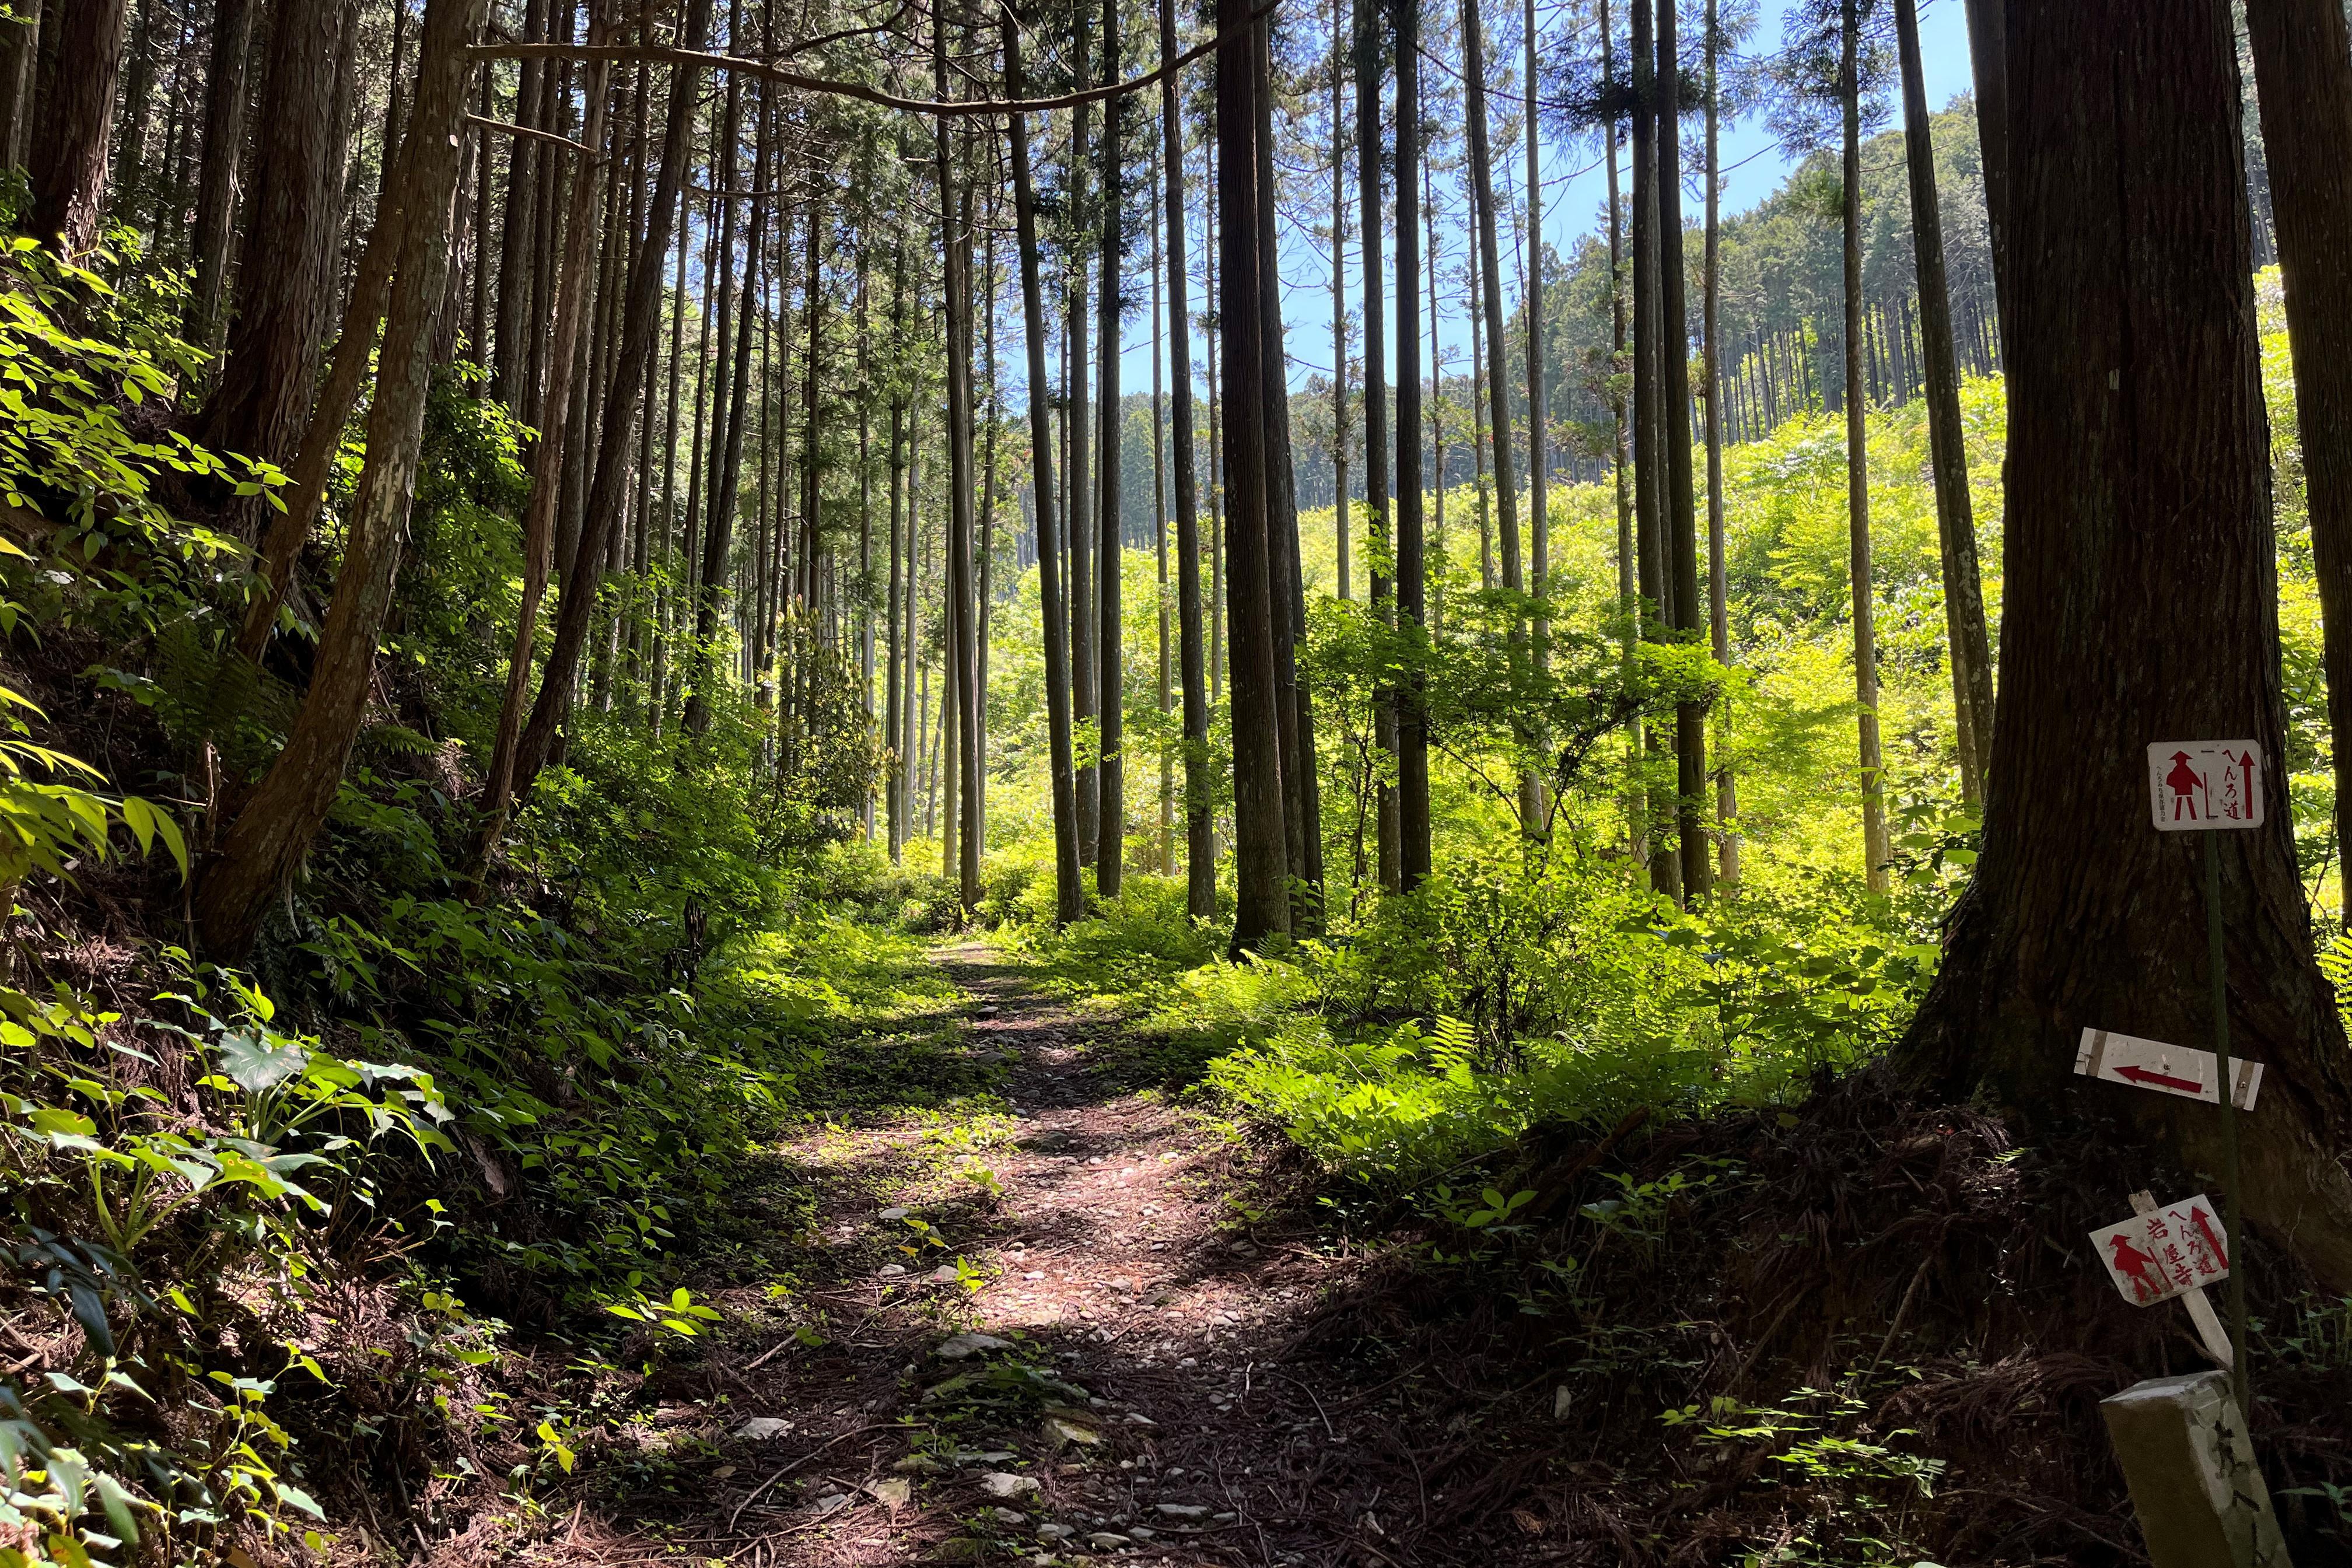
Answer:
[{"left": 583, "top": 938, "right": 1494, "bottom": 1568}]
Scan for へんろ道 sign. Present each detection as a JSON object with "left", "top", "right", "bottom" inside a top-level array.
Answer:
[{"left": 2147, "top": 741, "right": 2263, "bottom": 831}]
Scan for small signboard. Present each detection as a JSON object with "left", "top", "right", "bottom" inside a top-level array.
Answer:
[
  {"left": 2076, "top": 1028, "right": 2263, "bottom": 1110},
  {"left": 2093, "top": 1195, "right": 2231, "bottom": 1308},
  {"left": 2147, "top": 741, "right": 2263, "bottom": 831}
]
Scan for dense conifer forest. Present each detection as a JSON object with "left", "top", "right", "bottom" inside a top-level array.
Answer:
[{"left": 0, "top": 0, "right": 2347, "bottom": 1562}]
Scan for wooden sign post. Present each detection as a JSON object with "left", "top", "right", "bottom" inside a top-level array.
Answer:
[{"left": 2144, "top": 740, "right": 2260, "bottom": 1419}]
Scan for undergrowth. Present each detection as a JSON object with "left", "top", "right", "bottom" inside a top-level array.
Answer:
[
  {"left": 999, "top": 806, "right": 1964, "bottom": 1186},
  {"left": 0, "top": 230, "right": 912, "bottom": 1564}
]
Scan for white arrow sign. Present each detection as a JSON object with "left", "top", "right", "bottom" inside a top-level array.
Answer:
[
  {"left": 2147, "top": 741, "right": 2264, "bottom": 831},
  {"left": 2075, "top": 1027, "right": 2263, "bottom": 1110}
]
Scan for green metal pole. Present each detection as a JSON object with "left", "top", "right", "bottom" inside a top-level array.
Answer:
[{"left": 2203, "top": 827, "right": 2249, "bottom": 1418}]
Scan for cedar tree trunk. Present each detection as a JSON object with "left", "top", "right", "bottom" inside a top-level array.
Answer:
[{"left": 1899, "top": 0, "right": 2352, "bottom": 1292}]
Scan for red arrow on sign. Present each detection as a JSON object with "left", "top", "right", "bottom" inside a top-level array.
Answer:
[
  {"left": 2115, "top": 1063, "right": 2204, "bottom": 1094},
  {"left": 2190, "top": 1204, "right": 2231, "bottom": 1269}
]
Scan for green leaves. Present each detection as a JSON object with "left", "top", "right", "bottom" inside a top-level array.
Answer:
[
  {"left": 214, "top": 1031, "right": 304, "bottom": 1094},
  {"left": 606, "top": 1284, "right": 724, "bottom": 1338}
]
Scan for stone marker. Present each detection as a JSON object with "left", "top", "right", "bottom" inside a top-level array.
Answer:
[{"left": 2101, "top": 1371, "right": 2288, "bottom": 1568}]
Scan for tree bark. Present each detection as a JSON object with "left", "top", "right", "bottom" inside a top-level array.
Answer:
[
  {"left": 1391, "top": 0, "right": 1429, "bottom": 891},
  {"left": 186, "top": 0, "right": 258, "bottom": 348},
  {"left": 1159, "top": 0, "right": 1213, "bottom": 922},
  {"left": 1901, "top": 0, "right": 2352, "bottom": 1292},
  {"left": 493, "top": 0, "right": 547, "bottom": 404},
  {"left": 2246, "top": 0, "right": 2352, "bottom": 929},
  {"left": 1068, "top": 8, "right": 1098, "bottom": 872},
  {"left": 1893, "top": 0, "right": 1994, "bottom": 809},
  {"left": 1703, "top": 0, "right": 1736, "bottom": 885},
  {"left": 1840, "top": 0, "right": 1889, "bottom": 893},
  {"left": 1656, "top": 0, "right": 1708, "bottom": 902},
  {"left": 1258, "top": 18, "right": 1320, "bottom": 926},
  {"left": 682, "top": 36, "right": 748, "bottom": 736},
  {"left": 1521, "top": 0, "right": 1549, "bottom": 831},
  {"left": 1632, "top": 0, "right": 1677, "bottom": 900},
  {"left": 1328, "top": 0, "right": 1349, "bottom": 604},
  {"left": 937, "top": 15, "right": 981, "bottom": 916},
  {"left": 226, "top": 0, "right": 375, "bottom": 665},
  {"left": 1150, "top": 153, "right": 1173, "bottom": 874},
  {"left": 197, "top": 0, "right": 488, "bottom": 957},
  {"left": 27, "top": 0, "right": 127, "bottom": 254},
  {"left": 1353, "top": 0, "right": 1396, "bottom": 894},
  {"left": 1461, "top": 0, "right": 1517, "bottom": 602},
  {"left": 477, "top": 29, "right": 611, "bottom": 848},
  {"left": 206, "top": 0, "right": 358, "bottom": 514},
  {"left": 1960, "top": 0, "right": 2007, "bottom": 353},
  {"left": 1009, "top": 10, "right": 1084, "bottom": 924},
  {"left": 0, "top": 0, "right": 42, "bottom": 174},
  {"left": 1602, "top": 0, "right": 1639, "bottom": 862},
  {"left": 1096, "top": 0, "right": 1126, "bottom": 897},
  {"left": 511, "top": 0, "right": 713, "bottom": 799},
  {"left": 1219, "top": 0, "right": 1289, "bottom": 949}
]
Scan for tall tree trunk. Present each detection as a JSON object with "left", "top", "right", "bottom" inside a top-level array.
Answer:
[
  {"left": 1632, "top": 0, "right": 1678, "bottom": 901},
  {"left": 1470, "top": 217, "right": 1490, "bottom": 589},
  {"left": 1353, "top": 0, "right": 1396, "bottom": 894},
  {"left": 197, "top": 0, "right": 487, "bottom": 957},
  {"left": 978, "top": 217, "right": 1000, "bottom": 858},
  {"left": 1329, "top": 0, "right": 1350, "bottom": 603},
  {"left": 493, "top": 0, "right": 547, "bottom": 404},
  {"left": 0, "top": 0, "right": 43, "bottom": 174},
  {"left": 1160, "top": 0, "right": 1213, "bottom": 922},
  {"left": 1960, "top": 0, "right": 2007, "bottom": 350},
  {"left": 1423, "top": 142, "right": 1442, "bottom": 632},
  {"left": 1391, "top": 0, "right": 1429, "bottom": 890},
  {"left": 510, "top": 0, "right": 714, "bottom": 799},
  {"left": 1522, "top": 0, "right": 1549, "bottom": 826},
  {"left": 467, "top": 63, "right": 494, "bottom": 377},
  {"left": 859, "top": 247, "right": 876, "bottom": 838},
  {"left": 1656, "top": 0, "right": 1708, "bottom": 902},
  {"left": 1901, "top": 0, "right": 2352, "bottom": 1293},
  {"left": 1096, "top": 0, "right": 1126, "bottom": 896},
  {"left": 682, "top": 39, "right": 747, "bottom": 736},
  {"left": 1840, "top": 0, "right": 1889, "bottom": 893},
  {"left": 1703, "top": 0, "right": 1736, "bottom": 886},
  {"left": 1009, "top": 10, "right": 1084, "bottom": 923},
  {"left": 27, "top": 0, "right": 128, "bottom": 253},
  {"left": 225, "top": 0, "right": 372, "bottom": 664},
  {"left": 903, "top": 393, "right": 922, "bottom": 838},
  {"left": 887, "top": 233, "right": 908, "bottom": 857},
  {"left": 1895, "top": 0, "right": 1994, "bottom": 810},
  {"left": 1069, "top": 7, "right": 1098, "bottom": 872},
  {"left": 1258, "top": 18, "right": 1320, "bottom": 926},
  {"left": 1219, "top": 0, "right": 1290, "bottom": 949},
  {"left": 114, "top": 0, "right": 156, "bottom": 231},
  {"left": 1151, "top": 150, "right": 1173, "bottom": 876},
  {"left": 1603, "top": 0, "right": 1639, "bottom": 862},
  {"left": 1464, "top": 0, "right": 1531, "bottom": 836},
  {"left": 477, "top": 34, "right": 611, "bottom": 849},
  {"left": 186, "top": 0, "right": 257, "bottom": 347},
  {"left": 2248, "top": 0, "right": 2352, "bottom": 924},
  {"left": 937, "top": 19, "right": 981, "bottom": 916},
  {"left": 206, "top": 0, "right": 358, "bottom": 505}
]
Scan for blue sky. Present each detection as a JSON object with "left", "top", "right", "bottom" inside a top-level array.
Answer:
[{"left": 1101, "top": 0, "right": 1979, "bottom": 393}]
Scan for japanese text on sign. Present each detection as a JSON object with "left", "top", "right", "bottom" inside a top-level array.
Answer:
[
  {"left": 2092, "top": 1195, "right": 2231, "bottom": 1307},
  {"left": 2147, "top": 741, "right": 2264, "bottom": 832}
]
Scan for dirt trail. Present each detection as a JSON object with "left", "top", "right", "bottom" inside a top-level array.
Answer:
[{"left": 567, "top": 940, "right": 1518, "bottom": 1568}]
